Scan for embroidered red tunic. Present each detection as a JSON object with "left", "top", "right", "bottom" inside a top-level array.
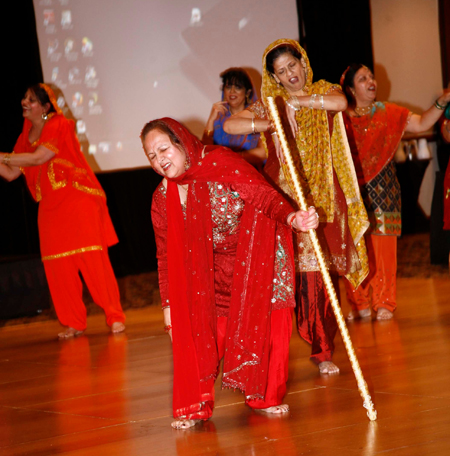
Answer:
[
  {"left": 14, "top": 114, "right": 118, "bottom": 260},
  {"left": 152, "top": 181, "right": 295, "bottom": 316}
]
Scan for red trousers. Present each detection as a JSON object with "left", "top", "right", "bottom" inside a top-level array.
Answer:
[
  {"left": 345, "top": 234, "right": 397, "bottom": 313},
  {"left": 43, "top": 249, "right": 125, "bottom": 331},
  {"left": 182, "top": 307, "right": 292, "bottom": 420},
  {"left": 297, "top": 271, "right": 339, "bottom": 364}
]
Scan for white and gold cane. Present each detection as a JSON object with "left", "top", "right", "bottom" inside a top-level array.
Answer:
[{"left": 267, "top": 96, "right": 377, "bottom": 421}]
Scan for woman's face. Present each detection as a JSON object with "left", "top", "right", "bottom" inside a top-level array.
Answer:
[
  {"left": 22, "top": 90, "right": 48, "bottom": 122},
  {"left": 352, "top": 67, "right": 377, "bottom": 105},
  {"left": 271, "top": 53, "right": 306, "bottom": 93},
  {"left": 223, "top": 82, "right": 250, "bottom": 112},
  {"left": 143, "top": 129, "right": 187, "bottom": 178}
]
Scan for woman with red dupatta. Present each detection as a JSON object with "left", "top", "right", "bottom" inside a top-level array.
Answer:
[
  {"left": 0, "top": 84, "right": 125, "bottom": 338},
  {"left": 341, "top": 64, "right": 450, "bottom": 320},
  {"left": 142, "top": 118, "right": 319, "bottom": 429}
]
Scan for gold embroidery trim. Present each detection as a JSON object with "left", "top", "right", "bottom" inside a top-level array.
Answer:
[
  {"left": 41, "top": 142, "right": 59, "bottom": 154},
  {"left": 48, "top": 161, "right": 67, "bottom": 190},
  {"left": 42, "top": 245, "right": 103, "bottom": 261},
  {"left": 72, "top": 181, "right": 105, "bottom": 197},
  {"left": 36, "top": 166, "right": 42, "bottom": 201},
  {"left": 52, "top": 158, "right": 105, "bottom": 197}
]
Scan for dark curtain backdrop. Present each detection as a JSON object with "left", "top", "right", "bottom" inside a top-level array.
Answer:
[
  {"left": 439, "top": 0, "right": 450, "bottom": 87},
  {"left": 296, "top": 0, "right": 373, "bottom": 84},
  {"left": 430, "top": 0, "right": 450, "bottom": 264},
  {"left": 0, "top": 0, "right": 162, "bottom": 279}
]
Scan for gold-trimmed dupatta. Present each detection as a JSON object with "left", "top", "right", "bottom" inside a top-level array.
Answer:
[{"left": 260, "top": 39, "right": 369, "bottom": 288}]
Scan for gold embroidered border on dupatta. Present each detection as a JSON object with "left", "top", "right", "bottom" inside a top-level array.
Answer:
[{"left": 257, "top": 38, "right": 369, "bottom": 288}]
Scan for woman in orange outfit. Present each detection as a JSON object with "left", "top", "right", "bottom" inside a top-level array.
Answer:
[
  {"left": 0, "top": 83, "right": 125, "bottom": 338},
  {"left": 341, "top": 64, "right": 450, "bottom": 320}
]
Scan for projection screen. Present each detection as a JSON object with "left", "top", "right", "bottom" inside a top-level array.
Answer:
[{"left": 33, "top": 0, "right": 299, "bottom": 171}]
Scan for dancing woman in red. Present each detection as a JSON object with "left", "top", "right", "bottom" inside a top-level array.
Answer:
[
  {"left": 142, "top": 118, "right": 319, "bottom": 429},
  {"left": 0, "top": 84, "right": 125, "bottom": 338}
]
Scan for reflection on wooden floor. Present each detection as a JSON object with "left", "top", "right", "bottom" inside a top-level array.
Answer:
[{"left": 1, "top": 277, "right": 450, "bottom": 455}]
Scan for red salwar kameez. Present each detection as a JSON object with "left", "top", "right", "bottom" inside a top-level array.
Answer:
[
  {"left": 151, "top": 118, "right": 297, "bottom": 420},
  {"left": 14, "top": 86, "right": 125, "bottom": 331}
]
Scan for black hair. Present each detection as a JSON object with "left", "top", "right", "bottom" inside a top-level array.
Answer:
[
  {"left": 265, "top": 45, "right": 303, "bottom": 75},
  {"left": 27, "top": 84, "right": 57, "bottom": 114},
  {"left": 341, "top": 63, "right": 369, "bottom": 108},
  {"left": 220, "top": 68, "right": 253, "bottom": 99}
]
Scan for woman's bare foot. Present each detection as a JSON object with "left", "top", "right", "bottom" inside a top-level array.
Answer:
[
  {"left": 259, "top": 404, "right": 290, "bottom": 414},
  {"left": 376, "top": 308, "right": 394, "bottom": 320},
  {"left": 111, "top": 322, "right": 126, "bottom": 333},
  {"left": 347, "top": 308, "right": 371, "bottom": 320},
  {"left": 171, "top": 419, "right": 201, "bottom": 429},
  {"left": 58, "top": 327, "right": 84, "bottom": 339},
  {"left": 318, "top": 361, "right": 340, "bottom": 375}
]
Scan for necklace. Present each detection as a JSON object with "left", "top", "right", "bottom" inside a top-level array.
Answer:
[{"left": 354, "top": 103, "right": 374, "bottom": 117}]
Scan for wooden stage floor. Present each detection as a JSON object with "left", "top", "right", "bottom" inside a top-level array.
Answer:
[{"left": 1, "top": 277, "right": 450, "bottom": 455}]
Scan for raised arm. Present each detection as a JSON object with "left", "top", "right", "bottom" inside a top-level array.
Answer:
[
  {"left": 286, "top": 87, "right": 347, "bottom": 113},
  {"left": 223, "top": 108, "right": 272, "bottom": 136},
  {"left": 406, "top": 91, "right": 450, "bottom": 134}
]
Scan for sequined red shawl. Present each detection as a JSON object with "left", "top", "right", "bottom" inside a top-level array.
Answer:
[
  {"left": 156, "top": 118, "right": 294, "bottom": 417},
  {"left": 343, "top": 102, "right": 411, "bottom": 186}
]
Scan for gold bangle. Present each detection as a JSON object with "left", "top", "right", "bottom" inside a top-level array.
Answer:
[
  {"left": 251, "top": 117, "right": 256, "bottom": 134},
  {"left": 2, "top": 154, "right": 11, "bottom": 165},
  {"left": 204, "top": 129, "right": 213, "bottom": 137}
]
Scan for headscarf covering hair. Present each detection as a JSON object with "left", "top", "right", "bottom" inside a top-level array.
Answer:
[
  {"left": 255, "top": 39, "right": 369, "bottom": 288},
  {"left": 145, "top": 118, "right": 294, "bottom": 416},
  {"left": 39, "top": 83, "right": 63, "bottom": 115}
]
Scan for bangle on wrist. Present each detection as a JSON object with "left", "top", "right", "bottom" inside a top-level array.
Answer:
[
  {"left": 286, "top": 97, "right": 300, "bottom": 111},
  {"left": 204, "top": 129, "right": 213, "bottom": 137},
  {"left": 434, "top": 99, "right": 447, "bottom": 110},
  {"left": 251, "top": 117, "right": 256, "bottom": 134},
  {"left": 320, "top": 95, "right": 324, "bottom": 110},
  {"left": 164, "top": 324, "right": 172, "bottom": 333},
  {"left": 2, "top": 154, "right": 11, "bottom": 165},
  {"left": 286, "top": 100, "right": 296, "bottom": 110},
  {"left": 309, "top": 93, "right": 317, "bottom": 109}
]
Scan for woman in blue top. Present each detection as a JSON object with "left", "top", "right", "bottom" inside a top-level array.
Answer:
[{"left": 202, "top": 68, "right": 266, "bottom": 167}]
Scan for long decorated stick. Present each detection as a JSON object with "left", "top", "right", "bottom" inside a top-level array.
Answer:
[{"left": 266, "top": 96, "right": 377, "bottom": 421}]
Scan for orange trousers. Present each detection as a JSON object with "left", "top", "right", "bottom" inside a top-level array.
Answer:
[
  {"left": 345, "top": 234, "right": 397, "bottom": 313},
  {"left": 43, "top": 249, "right": 125, "bottom": 331}
]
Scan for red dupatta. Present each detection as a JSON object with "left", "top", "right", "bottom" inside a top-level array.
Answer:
[
  {"left": 343, "top": 102, "right": 411, "bottom": 186},
  {"left": 157, "top": 118, "right": 294, "bottom": 416}
]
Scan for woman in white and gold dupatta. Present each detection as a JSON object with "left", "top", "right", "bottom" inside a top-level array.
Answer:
[{"left": 224, "top": 39, "right": 369, "bottom": 375}]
